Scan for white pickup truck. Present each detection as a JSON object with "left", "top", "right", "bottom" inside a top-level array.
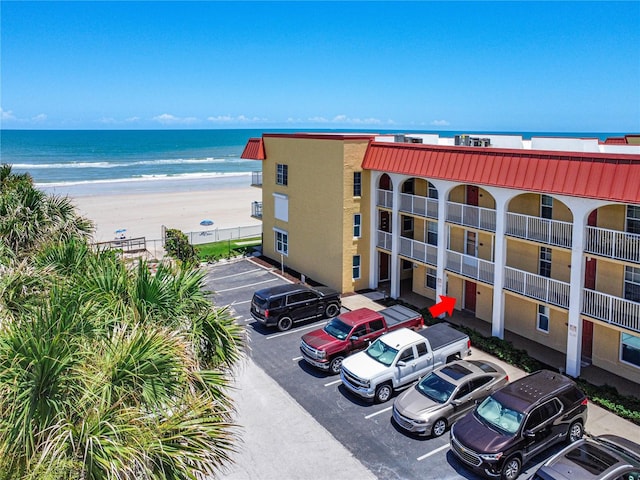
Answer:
[{"left": 340, "top": 323, "right": 471, "bottom": 403}]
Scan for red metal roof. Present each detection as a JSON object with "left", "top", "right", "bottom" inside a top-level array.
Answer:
[
  {"left": 361, "top": 143, "right": 640, "bottom": 204},
  {"left": 241, "top": 138, "right": 265, "bottom": 160},
  {"left": 603, "top": 137, "right": 628, "bottom": 145}
]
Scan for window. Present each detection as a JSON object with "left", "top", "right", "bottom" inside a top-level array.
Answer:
[
  {"left": 470, "top": 376, "right": 492, "bottom": 390},
  {"left": 621, "top": 332, "right": 640, "bottom": 368},
  {"left": 416, "top": 342, "right": 428, "bottom": 357},
  {"left": 539, "top": 247, "right": 552, "bottom": 278},
  {"left": 369, "top": 319, "right": 384, "bottom": 332},
  {"left": 399, "top": 348, "right": 414, "bottom": 362},
  {"left": 353, "top": 325, "right": 367, "bottom": 337},
  {"left": 427, "top": 221, "right": 438, "bottom": 245},
  {"left": 428, "top": 182, "right": 438, "bottom": 199},
  {"left": 288, "top": 291, "right": 316, "bottom": 304},
  {"left": 541, "top": 195, "right": 553, "bottom": 219},
  {"left": 465, "top": 231, "right": 477, "bottom": 257},
  {"left": 352, "top": 255, "right": 361, "bottom": 279},
  {"left": 353, "top": 172, "right": 362, "bottom": 197},
  {"left": 353, "top": 213, "right": 361, "bottom": 238},
  {"left": 275, "top": 229, "right": 288, "bottom": 255},
  {"left": 425, "top": 267, "right": 437, "bottom": 289},
  {"left": 273, "top": 193, "right": 288, "bottom": 221},
  {"left": 454, "top": 382, "right": 472, "bottom": 400},
  {"left": 403, "top": 215, "right": 414, "bottom": 232},
  {"left": 624, "top": 266, "right": 640, "bottom": 302},
  {"left": 402, "top": 179, "right": 414, "bottom": 194},
  {"left": 627, "top": 205, "right": 640, "bottom": 234},
  {"left": 276, "top": 164, "right": 288, "bottom": 185},
  {"left": 402, "top": 259, "right": 413, "bottom": 271},
  {"left": 537, "top": 304, "right": 550, "bottom": 333}
]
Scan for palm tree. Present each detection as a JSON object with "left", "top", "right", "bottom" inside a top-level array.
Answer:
[{"left": 0, "top": 166, "right": 245, "bottom": 479}]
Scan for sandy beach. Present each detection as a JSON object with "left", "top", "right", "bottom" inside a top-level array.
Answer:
[{"left": 61, "top": 178, "right": 262, "bottom": 243}]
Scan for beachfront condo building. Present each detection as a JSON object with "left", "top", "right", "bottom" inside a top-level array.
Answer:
[{"left": 241, "top": 132, "right": 640, "bottom": 387}]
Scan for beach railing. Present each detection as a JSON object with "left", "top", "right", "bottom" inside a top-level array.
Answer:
[
  {"left": 94, "top": 237, "right": 147, "bottom": 253},
  {"left": 186, "top": 225, "right": 262, "bottom": 245}
]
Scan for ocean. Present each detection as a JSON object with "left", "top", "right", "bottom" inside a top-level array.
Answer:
[{"left": 1, "top": 129, "right": 624, "bottom": 197}]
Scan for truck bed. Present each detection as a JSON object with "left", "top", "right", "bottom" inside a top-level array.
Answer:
[
  {"left": 418, "top": 322, "right": 468, "bottom": 351},
  {"left": 380, "top": 304, "right": 422, "bottom": 328}
]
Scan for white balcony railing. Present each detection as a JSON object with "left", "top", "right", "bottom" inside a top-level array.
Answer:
[
  {"left": 377, "top": 189, "right": 393, "bottom": 209},
  {"left": 377, "top": 230, "right": 392, "bottom": 251},
  {"left": 582, "top": 289, "right": 640, "bottom": 333},
  {"left": 251, "top": 171, "right": 262, "bottom": 186},
  {"left": 506, "top": 213, "right": 573, "bottom": 248},
  {"left": 400, "top": 237, "right": 438, "bottom": 266},
  {"left": 251, "top": 201, "right": 262, "bottom": 218},
  {"left": 585, "top": 226, "right": 640, "bottom": 264},
  {"left": 446, "top": 202, "right": 496, "bottom": 232},
  {"left": 504, "top": 266, "right": 570, "bottom": 308},
  {"left": 399, "top": 193, "right": 439, "bottom": 219},
  {"left": 445, "top": 250, "right": 495, "bottom": 284}
]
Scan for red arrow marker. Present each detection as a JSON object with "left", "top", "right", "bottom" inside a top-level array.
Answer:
[{"left": 429, "top": 296, "right": 456, "bottom": 318}]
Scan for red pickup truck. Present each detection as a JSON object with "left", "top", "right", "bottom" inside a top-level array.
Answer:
[{"left": 300, "top": 305, "right": 424, "bottom": 375}]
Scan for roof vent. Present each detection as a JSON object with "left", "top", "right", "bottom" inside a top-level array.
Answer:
[
  {"left": 455, "top": 135, "right": 491, "bottom": 147},
  {"left": 394, "top": 134, "right": 423, "bottom": 144}
]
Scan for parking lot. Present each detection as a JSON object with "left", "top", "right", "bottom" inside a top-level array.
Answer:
[{"left": 204, "top": 258, "right": 562, "bottom": 480}]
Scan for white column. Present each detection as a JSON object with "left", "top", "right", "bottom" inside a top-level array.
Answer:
[
  {"left": 390, "top": 185, "right": 401, "bottom": 298},
  {"left": 491, "top": 196, "right": 508, "bottom": 338},
  {"left": 368, "top": 175, "right": 379, "bottom": 290},
  {"left": 436, "top": 193, "right": 448, "bottom": 300},
  {"left": 565, "top": 208, "right": 588, "bottom": 378}
]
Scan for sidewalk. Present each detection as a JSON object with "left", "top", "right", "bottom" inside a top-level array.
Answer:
[{"left": 340, "top": 292, "right": 640, "bottom": 440}]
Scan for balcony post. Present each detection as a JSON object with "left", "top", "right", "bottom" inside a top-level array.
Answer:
[
  {"left": 565, "top": 207, "right": 588, "bottom": 377},
  {"left": 492, "top": 195, "right": 509, "bottom": 338},
  {"left": 435, "top": 192, "right": 448, "bottom": 306},
  {"left": 390, "top": 184, "right": 401, "bottom": 299}
]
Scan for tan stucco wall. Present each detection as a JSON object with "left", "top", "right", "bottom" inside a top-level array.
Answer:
[
  {"left": 504, "top": 294, "right": 568, "bottom": 354},
  {"left": 476, "top": 283, "right": 493, "bottom": 322},
  {"left": 596, "top": 204, "right": 626, "bottom": 230},
  {"left": 447, "top": 275, "right": 464, "bottom": 311},
  {"left": 412, "top": 264, "right": 437, "bottom": 301},
  {"left": 261, "top": 137, "right": 369, "bottom": 293},
  {"left": 508, "top": 193, "right": 572, "bottom": 222},
  {"left": 595, "top": 260, "right": 625, "bottom": 297},
  {"left": 591, "top": 323, "right": 640, "bottom": 384},
  {"left": 505, "top": 239, "right": 570, "bottom": 281}
]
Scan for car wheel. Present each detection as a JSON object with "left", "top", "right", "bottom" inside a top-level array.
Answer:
[
  {"left": 277, "top": 316, "right": 293, "bottom": 332},
  {"left": 432, "top": 418, "right": 447, "bottom": 437},
  {"left": 325, "top": 303, "right": 340, "bottom": 318},
  {"left": 329, "top": 356, "right": 344, "bottom": 375},
  {"left": 375, "top": 384, "right": 393, "bottom": 403},
  {"left": 567, "top": 421, "right": 584, "bottom": 443},
  {"left": 501, "top": 456, "right": 521, "bottom": 480}
]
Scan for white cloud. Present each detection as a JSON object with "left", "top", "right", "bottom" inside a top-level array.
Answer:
[
  {"left": 31, "top": 113, "right": 47, "bottom": 122},
  {"left": 431, "top": 119, "right": 450, "bottom": 126},
  {"left": 125, "top": 116, "right": 140, "bottom": 123},
  {"left": 98, "top": 117, "right": 117, "bottom": 124},
  {"left": 300, "top": 114, "right": 395, "bottom": 126},
  {"left": 207, "top": 114, "right": 266, "bottom": 123},
  {"left": 152, "top": 113, "right": 199, "bottom": 125},
  {"left": 1, "top": 108, "right": 16, "bottom": 121}
]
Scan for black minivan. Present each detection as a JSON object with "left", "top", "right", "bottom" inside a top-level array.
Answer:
[
  {"left": 250, "top": 284, "right": 341, "bottom": 331},
  {"left": 450, "top": 369, "right": 588, "bottom": 480}
]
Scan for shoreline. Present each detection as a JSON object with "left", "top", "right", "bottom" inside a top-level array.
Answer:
[{"left": 63, "top": 176, "right": 262, "bottom": 243}]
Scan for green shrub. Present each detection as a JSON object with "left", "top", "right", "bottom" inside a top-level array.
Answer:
[{"left": 164, "top": 228, "right": 198, "bottom": 265}]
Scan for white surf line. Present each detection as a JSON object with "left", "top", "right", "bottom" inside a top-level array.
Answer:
[
  {"left": 266, "top": 321, "right": 327, "bottom": 339},
  {"left": 324, "top": 379, "right": 342, "bottom": 387},
  {"left": 417, "top": 444, "right": 449, "bottom": 461},
  {"left": 216, "top": 278, "right": 280, "bottom": 292},
  {"left": 212, "top": 268, "right": 263, "bottom": 280},
  {"left": 292, "top": 356, "right": 303, "bottom": 361},
  {"left": 364, "top": 406, "right": 393, "bottom": 419}
]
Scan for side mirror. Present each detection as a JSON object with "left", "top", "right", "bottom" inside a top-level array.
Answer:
[
  {"left": 524, "top": 430, "right": 536, "bottom": 438},
  {"left": 349, "top": 335, "right": 359, "bottom": 342},
  {"left": 397, "top": 360, "right": 407, "bottom": 367},
  {"left": 451, "top": 399, "right": 462, "bottom": 406}
]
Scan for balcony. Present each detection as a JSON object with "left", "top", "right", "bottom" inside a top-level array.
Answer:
[
  {"left": 582, "top": 289, "right": 640, "bottom": 333},
  {"left": 251, "top": 201, "right": 262, "bottom": 219},
  {"left": 399, "top": 193, "right": 438, "bottom": 219},
  {"left": 445, "top": 250, "right": 495, "bottom": 284},
  {"left": 400, "top": 237, "right": 438, "bottom": 266},
  {"left": 504, "top": 267, "right": 570, "bottom": 308},
  {"left": 377, "top": 189, "right": 393, "bottom": 209},
  {"left": 446, "top": 202, "right": 496, "bottom": 232},
  {"left": 585, "top": 226, "right": 640, "bottom": 264},
  {"left": 506, "top": 213, "right": 572, "bottom": 248},
  {"left": 251, "top": 171, "right": 262, "bottom": 187},
  {"left": 377, "top": 230, "right": 392, "bottom": 251}
]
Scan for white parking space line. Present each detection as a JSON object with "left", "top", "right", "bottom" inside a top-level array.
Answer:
[
  {"left": 417, "top": 444, "right": 449, "bottom": 461},
  {"left": 292, "top": 356, "right": 303, "bottom": 361},
  {"left": 364, "top": 406, "right": 392, "bottom": 419},
  {"left": 232, "top": 300, "right": 252, "bottom": 306},
  {"left": 324, "top": 379, "right": 342, "bottom": 387},
  {"left": 211, "top": 269, "right": 263, "bottom": 280},
  {"left": 266, "top": 321, "right": 327, "bottom": 339},
  {"left": 216, "top": 278, "right": 280, "bottom": 293}
]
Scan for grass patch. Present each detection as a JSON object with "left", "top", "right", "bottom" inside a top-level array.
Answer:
[{"left": 195, "top": 237, "right": 261, "bottom": 262}]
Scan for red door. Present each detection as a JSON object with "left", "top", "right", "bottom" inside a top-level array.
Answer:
[
  {"left": 582, "top": 320, "right": 593, "bottom": 361},
  {"left": 379, "top": 252, "right": 390, "bottom": 282},
  {"left": 464, "top": 280, "right": 476, "bottom": 313},
  {"left": 466, "top": 186, "right": 479, "bottom": 206}
]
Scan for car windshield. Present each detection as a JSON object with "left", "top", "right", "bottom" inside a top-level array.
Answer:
[
  {"left": 476, "top": 396, "right": 524, "bottom": 435},
  {"left": 366, "top": 339, "right": 398, "bottom": 367},
  {"left": 323, "top": 319, "right": 352, "bottom": 340},
  {"left": 416, "top": 373, "right": 455, "bottom": 403}
]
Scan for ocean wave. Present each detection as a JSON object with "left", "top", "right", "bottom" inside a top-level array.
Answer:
[
  {"left": 13, "top": 157, "right": 246, "bottom": 169},
  {"left": 35, "top": 171, "right": 252, "bottom": 188}
]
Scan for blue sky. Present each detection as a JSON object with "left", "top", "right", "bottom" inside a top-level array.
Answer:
[{"left": 1, "top": 1, "right": 639, "bottom": 132}]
